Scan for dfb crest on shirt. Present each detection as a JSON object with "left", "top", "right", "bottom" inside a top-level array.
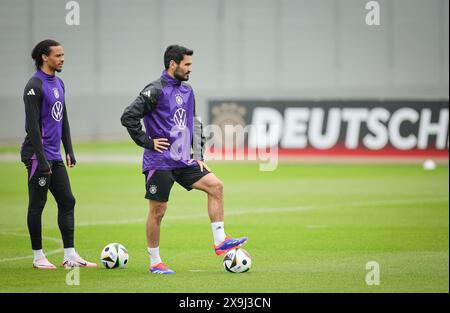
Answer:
[
  {"left": 51, "top": 101, "right": 63, "bottom": 122},
  {"left": 173, "top": 108, "right": 187, "bottom": 130},
  {"left": 38, "top": 177, "right": 46, "bottom": 187},
  {"left": 175, "top": 94, "right": 183, "bottom": 106},
  {"left": 53, "top": 88, "right": 60, "bottom": 99}
]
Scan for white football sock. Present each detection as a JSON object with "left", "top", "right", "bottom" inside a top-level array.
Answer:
[
  {"left": 148, "top": 247, "right": 162, "bottom": 267},
  {"left": 33, "top": 249, "right": 45, "bottom": 261},
  {"left": 211, "top": 221, "right": 226, "bottom": 245},
  {"left": 64, "top": 248, "right": 77, "bottom": 259}
]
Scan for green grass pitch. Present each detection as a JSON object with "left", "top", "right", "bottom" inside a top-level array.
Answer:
[{"left": 0, "top": 145, "right": 448, "bottom": 292}]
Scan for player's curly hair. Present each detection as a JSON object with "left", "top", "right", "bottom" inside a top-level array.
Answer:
[
  {"left": 31, "top": 39, "right": 61, "bottom": 70},
  {"left": 164, "top": 45, "right": 193, "bottom": 69}
]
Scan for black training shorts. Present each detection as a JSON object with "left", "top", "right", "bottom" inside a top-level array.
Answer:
[{"left": 144, "top": 163, "right": 210, "bottom": 202}]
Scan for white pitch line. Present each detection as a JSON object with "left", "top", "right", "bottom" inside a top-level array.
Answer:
[
  {"left": 0, "top": 231, "right": 62, "bottom": 263},
  {"left": 76, "top": 218, "right": 146, "bottom": 227},
  {"left": 73, "top": 206, "right": 316, "bottom": 228},
  {"left": 73, "top": 196, "right": 448, "bottom": 228},
  {"left": 1, "top": 196, "right": 447, "bottom": 263},
  {"left": 306, "top": 225, "right": 328, "bottom": 229},
  {"left": 2, "top": 196, "right": 448, "bottom": 232}
]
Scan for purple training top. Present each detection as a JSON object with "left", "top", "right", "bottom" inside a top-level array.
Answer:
[
  {"left": 21, "top": 69, "right": 67, "bottom": 169},
  {"left": 121, "top": 70, "right": 206, "bottom": 172},
  {"left": 142, "top": 71, "right": 195, "bottom": 171},
  {"left": 33, "top": 69, "right": 65, "bottom": 160}
]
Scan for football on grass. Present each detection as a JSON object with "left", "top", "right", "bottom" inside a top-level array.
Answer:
[
  {"left": 223, "top": 248, "right": 252, "bottom": 273},
  {"left": 101, "top": 243, "right": 129, "bottom": 269}
]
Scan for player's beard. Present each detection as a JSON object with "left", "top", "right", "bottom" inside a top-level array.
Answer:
[
  {"left": 52, "top": 62, "right": 63, "bottom": 73},
  {"left": 51, "top": 64, "right": 62, "bottom": 73},
  {"left": 174, "top": 66, "right": 189, "bottom": 81}
]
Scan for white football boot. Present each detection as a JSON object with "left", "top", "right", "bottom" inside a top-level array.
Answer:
[
  {"left": 33, "top": 257, "right": 57, "bottom": 270},
  {"left": 62, "top": 253, "right": 97, "bottom": 268}
]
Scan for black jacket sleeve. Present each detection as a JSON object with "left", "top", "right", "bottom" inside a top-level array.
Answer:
[
  {"left": 62, "top": 105, "right": 76, "bottom": 165},
  {"left": 58, "top": 78, "right": 76, "bottom": 165},
  {"left": 120, "top": 84, "right": 159, "bottom": 150},
  {"left": 23, "top": 78, "right": 51, "bottom": 173},
  {"left": 192, "top": 95, "right": 206, "bottom": 161}
]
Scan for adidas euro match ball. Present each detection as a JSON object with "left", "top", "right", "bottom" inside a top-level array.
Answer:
[
  {"left": 100, "top": 243, "right": 129, "bottom": 269},
  {"left": 223, "top": 248, "right": 252, "bottom": 273}
]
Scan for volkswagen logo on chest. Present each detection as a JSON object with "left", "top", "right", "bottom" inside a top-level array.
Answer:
[
  {"left": 173, "top": 108, "right": 187, "bottom": 129},
  {"left": 51, "top": 101, "right": 63, "bottom": 122}
]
